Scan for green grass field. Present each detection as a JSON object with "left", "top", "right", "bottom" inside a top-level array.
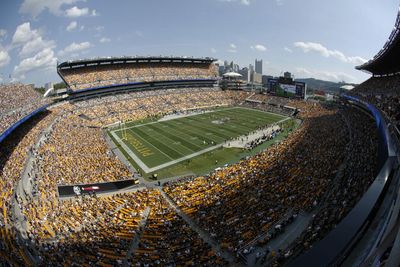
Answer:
[{"left": 109, "top": 107, "right": 288, "bottom": 177}]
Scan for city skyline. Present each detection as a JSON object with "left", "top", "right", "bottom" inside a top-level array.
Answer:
[{"left": 0, "top": 0, "right": 399, "bottom": 86}]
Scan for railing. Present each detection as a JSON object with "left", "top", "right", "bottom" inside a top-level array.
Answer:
[{"left": 0, "top": 104, "right": 50, "bottom": 144}]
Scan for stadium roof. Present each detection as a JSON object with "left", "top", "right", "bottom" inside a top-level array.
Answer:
[
  {"left": 340, "top": 85, "right": 355, "bottom": 90},
  {"left": 356, "top": 8, "right": 400, "bottom": 75},
  {"left": 223, "top": 72, "right": 242, "bottom": 77},
  {"left": 57, "top": 56, "right": 217, "bottom": 70}
]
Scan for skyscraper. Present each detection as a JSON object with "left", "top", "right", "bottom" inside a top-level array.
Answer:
[
  {"left": 249, "top": 64, "right": 254, "bottom": 73},
  {"left": 284, "top": 71, "right": 292, "bottom": 79},
  {"left": 255, "top": 59, "right": 262, "bottom": 74},
  {"left": 238, "top": 67, "right": 249, "bottom": 82}
]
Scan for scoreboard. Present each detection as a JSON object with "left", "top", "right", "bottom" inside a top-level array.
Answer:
[{"left": 267, "top": 78, "right": 306, "bottom": 99}]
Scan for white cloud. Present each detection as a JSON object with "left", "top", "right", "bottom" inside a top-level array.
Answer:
[
  {"left": 210, "top": 48, "right": 217, "bottom": 53},
  {"left": 12, "top": 22, "right": 56, "bottom": 58},
  {"left": 59, "top": 41, "right": 92, "bottom": 56},
  {"left": 10, "top": 22, "right": 57, "bottom": 80},
  {"left": 99, "top": 37, "right": 110, "bottom": 43},
  {"left": 13, "top": 48, "right": 57, "bottom": 78},
  {"left": 95, "top": 26, "right": 104, "bottom": 32},
  {"left": 0, "top": 47, "right": 10, "bottom": 68},
  {"left": 294, "top": 41, "right": 367, "bottom": 65},
  {"left": 93, "top": 26, "right": 104, "bottom": 37},
  {"left": 346, "top": 56, "right": 368, "bottom": 65},
  {"left": 227, "top": 43, "right": 237, "bottom": 53},
  {"left": 251, "top": 44, "right": 267, "bottom": 51},
  {"left": 19, "top": 36, "right": 55, "bottom": 57},
  {"left": 0, "top": 29, "right": 7, "bottom": 40},
  {"left": 219, "top": 0, "right": 251, "bottom": 5},
  {"left": 284, "top": 46, "right": 292, "bottom": 53},
  {"left": 65, "top": 6, "right": 89, "bottom": 17},
  {"left": 19, "top": 0, "right": 84, "bottom": 17},
  {"left": 66, "top": 21, "right": 77, "bottom": 31},
  {"left": 295, "top": 67, "right": 357, "bottom": 83},
  {"left": 12, "top": 22, "right": 37, "bottom": 45},
  {"left": 91, "top": 9, "right": 98, "bottom": 16}
]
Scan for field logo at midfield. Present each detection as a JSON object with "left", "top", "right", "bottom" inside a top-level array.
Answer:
[
  {"left": 127, "top": 134, "right": 153, "bottom": 157},
  {"left": 211, "top": 117, "right": 231, "bottom": 125}
]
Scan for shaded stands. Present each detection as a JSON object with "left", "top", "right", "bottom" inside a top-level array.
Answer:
[
  {"left": 287, "top": 95, "right": 398, "bottom": 267},
  {"left": 356, "top": 9, "right": 400, "bottom": 75},
  {"left": 67, "top": 79, "right": 218, "bottom": 100},
  {"left": 0, "top": 104, "right": 50, "bottom": 145}
]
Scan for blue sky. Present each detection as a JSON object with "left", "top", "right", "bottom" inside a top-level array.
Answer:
[{"left": 0, "top": 0, "right": 398, "bottom": 86}]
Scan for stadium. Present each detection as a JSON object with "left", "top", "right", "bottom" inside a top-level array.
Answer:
[{"left": 1, "top": 3, "right": 400, "bottom": 267}]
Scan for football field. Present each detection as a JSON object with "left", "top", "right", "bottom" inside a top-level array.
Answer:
[{"left": 109, "top": 107, "right": 287, "bottom": 173}]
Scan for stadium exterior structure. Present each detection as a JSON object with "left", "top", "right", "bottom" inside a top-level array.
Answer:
[{"left": 57, "top": 56, "right": 219, "bottom": 99}]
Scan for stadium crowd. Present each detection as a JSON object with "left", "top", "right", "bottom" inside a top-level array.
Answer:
[
  {"left": 350, "top": 75, "right": 400, "bottom": 129},
  {"left": 130, "top": 190, "right": 226, "bottom": 266},
  {"left": 163, "top": 101, "right": 352, "bottom": 254},
  {"left": 0, "top": 106, "right": 63, "bottom": 266},
  {"left": 273, "top": 105, "right": 378, "bottom": 265},
  {"left": 16, "top": 88, "right": 248, "bottom": 265},
  {"left": 0, "top": 84, "right": 51, "bottom": 135},
  {"left": 245, "top": 94, "right": 296, "bottom": 116},
  {"left": 61, "top": 63, "right": 218, "bottom": 90},
  {"left": 23, "top": 189, "right": 226, "bottom": 266},
  {"left": 247, "top": 93, "right": 292, "bottom": 107},
  {"left": 72, "top": 88, "right": 249, "bottom": 127},
  {"left": 351, "top": 75, "right": 400, "bottom": 95},
  {"left": 244, "top": 128, "right": 281, "bottom": 149},
  {"left": 0, "top": 81, "right": 380, "bottom": 266}
]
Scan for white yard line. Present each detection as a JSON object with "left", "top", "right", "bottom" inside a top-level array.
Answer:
[
  {"left": 157, "top": 106, "right": 231, "bottom": 122},
  {"left": 112, "top": 127, "right": 224, "bottom": 173},
  {"left": 110, "top": 109, "right": 290, "bottom": 174},
  {"left": 232, "top": 106, "right": 288, "bottom": 119},
  {"left": 143, "top": 144, "right": 223, "bottom": 173},
  {"left": 110, "top": 131, "right": 152, "bottom": 171},
  {"left": 152, "top": 124, "right": 204, "bottom": 151},
  {"left": 126, "top": 128, "right": 181, "bottom": 161},
  {"left": 114, "top": 106, "right": 237, "bottom": 133}
]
